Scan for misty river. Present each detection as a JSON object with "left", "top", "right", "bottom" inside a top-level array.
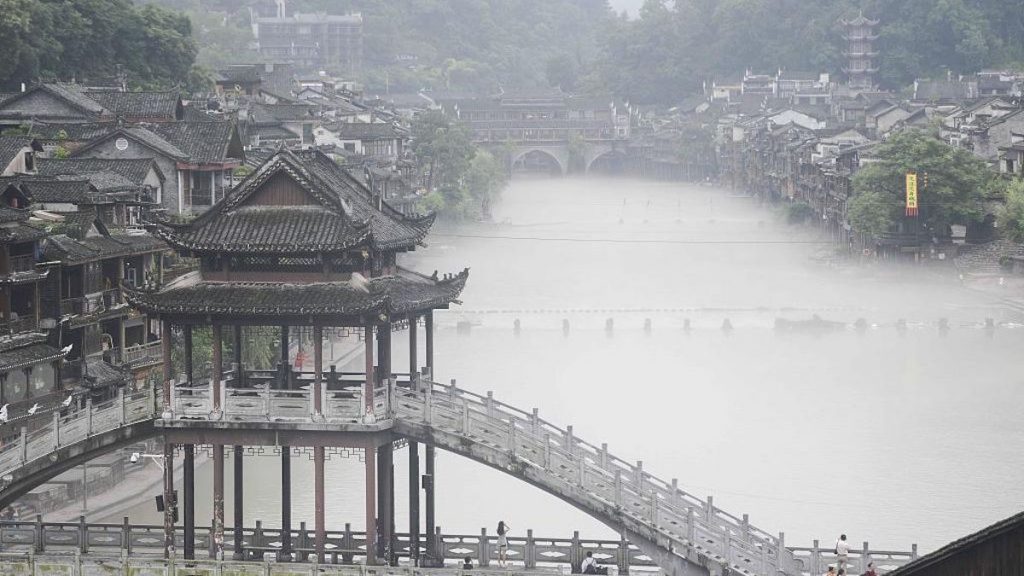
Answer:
[{"left": 107, "top": 177, "right": 1024, "bottom": 553}]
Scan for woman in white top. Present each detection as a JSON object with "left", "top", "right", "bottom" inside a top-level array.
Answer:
[{"left": 496, "top": 521, "right": 510, "bottom": 566}]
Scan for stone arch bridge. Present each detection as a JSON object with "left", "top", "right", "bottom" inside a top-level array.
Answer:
[{"left": 0, "top": 380, "right": 916, "bottom": 576}]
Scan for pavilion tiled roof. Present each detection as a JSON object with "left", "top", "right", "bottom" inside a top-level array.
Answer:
[
  {"left": 83, "top": 357, "right": 128, "bottom": 388},
  {"left": 84, "top": 91, "right": 181, "bottom": 121},
  {"left": 152, "top": 148, "right": 433, "bottom": 254},
  {"left": 127, "top": 267, "right": 468, "bottom": 318},
  {"left": 329, "top": 122, "right": 407, "bottom": 140}
]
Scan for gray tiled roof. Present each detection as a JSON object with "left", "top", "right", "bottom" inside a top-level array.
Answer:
[
  {"left": 127, "top": 267, "right": 468, "bottom": 318},
  {"left": 0, "top": 343, "right": 66, "bottom": 373},
  {"left": 154, "top": 148, "right": 432, "bottom": 254},
  {"left": 150, "top": 121, "right": 241, "bottom": 164},
  {"left": 0, "top": 136, "right": 37, "bottom": 169},
  {"left": 84, "top": 91, "right": 181, "bottom": 121},
  {"left": 19, "top": 177, "right": 93, "bottom": 203},
  {"left": 38, "top": 158, "right": 163, "bottom": 186}
]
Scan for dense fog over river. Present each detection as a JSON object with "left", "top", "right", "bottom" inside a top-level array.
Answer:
[{"left": 110, "top": 177, "right": 1024, "bottom": 552}]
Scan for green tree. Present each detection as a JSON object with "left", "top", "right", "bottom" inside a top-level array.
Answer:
[
  {"left": 464, "top": 150, "right": 508, "bottom": 219},
  {"left": 997, "top": 179, "right": 1024, "bottom": 242},
  {"left": 848, "top": 188, "right": 900, "bottom": 239},
  {"left": 411, "top": 110, "right": 475, "bottom": 193},
  {"left": 850, "top": 130, "right": 994, "bottom": 237}
]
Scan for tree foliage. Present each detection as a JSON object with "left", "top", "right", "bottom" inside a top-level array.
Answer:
[
  {"left": 850, "top": 130, "right": 993, "bottom": 237},
  {"left": 411, "top": 110, "right": 507, "bottom": 219},
  {"left": 595, "top": 0, "right": 1022, "bottom": 104},
  {"left": 997, "top": 179, "right": 1024, "bottom": 243},
  {"left": 0, "top": 0, "right": 199, "bottom": 90}
]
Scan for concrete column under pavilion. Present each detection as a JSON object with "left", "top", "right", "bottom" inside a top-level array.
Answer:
[
  {"left": 211, "top": 323, "right": 225, "bottom": 560},
  {"left": 233, "top": 323, "right": 244, "bottom": 561},
  {"left": 183, "top": 325, "right": 195, "bottom": 560},
  {"left": 408, "top": 313, "right": 420, "bottom": 564},
  {"left": 160, "top": 318, "right": 175, "bottom": 558},
  {"left": 424, "top": 310, "right": 437, "bottom": 563},
  {"left": 313, "top": 325, "right": 326, "bottom": 562},
  {"left": 279, "top": 324, "right": 292, "bottom": 561},
  {"left": 364, "top": 322, "right": 377, "bottom": 564}
]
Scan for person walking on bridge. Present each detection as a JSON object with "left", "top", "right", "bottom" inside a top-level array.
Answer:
[
  {"left": 835, "top": 534, "right": 850, "bottom": 572},
  {"left": 497, "top": 521, "right": 511, "bottom": 566}
]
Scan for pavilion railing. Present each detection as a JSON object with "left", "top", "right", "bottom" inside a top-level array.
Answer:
[{"left": 0, "top": 387, "right": 156, "bottom": 479}]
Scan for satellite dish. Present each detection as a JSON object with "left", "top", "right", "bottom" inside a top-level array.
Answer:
[{"left": 115, "top": 138, "right": 129, "bottom": 151}]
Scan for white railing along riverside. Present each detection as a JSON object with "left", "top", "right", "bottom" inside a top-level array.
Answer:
[
  {"left": 392, "top": 381, "right": 795, "bottom": 576},
  {"left": 0, "top": 388, "right": 156, "bottom": 479}
]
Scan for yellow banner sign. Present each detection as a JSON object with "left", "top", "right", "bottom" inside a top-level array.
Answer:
[{"left": 905, "top": 172, "right": 918, "bottom": 216}]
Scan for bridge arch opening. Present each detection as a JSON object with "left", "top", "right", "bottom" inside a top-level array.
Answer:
[
  {"left": 511, "top": 149, "right": 565, "bottom": 176},
  {"left": 586, "top": 150, "right": 628, "bottom": 175}
]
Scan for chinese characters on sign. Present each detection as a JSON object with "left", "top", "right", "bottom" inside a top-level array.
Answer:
[{"left": 905, "top": 172, "right": 918, "bottom": 217}]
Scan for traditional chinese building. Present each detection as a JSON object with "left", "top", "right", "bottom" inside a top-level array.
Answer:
[
  {"left": 127, "top": 147, "right": 466, "bottom": 564},
  {"left": 841, "top": 14, "right": 880, "bottom": 92}
]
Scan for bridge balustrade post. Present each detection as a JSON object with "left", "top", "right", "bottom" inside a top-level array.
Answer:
[
  {"left": 577, "top": 454, "right": 586, "bottom": 487},
  {"left": 722, "top": 529, "right": 732, "bottom": 568},
  {"left": 687, "top": 508, "right": 696, "bottom": 544},
  {"left": 479, "top": 528, "right": 489, "bottom": 567},
  {"left": 85, "top": 398, "right": 93, "bottom": 436},
  {"left": 862, "top": 541, "right": 870, "bottom": 573},
  {"left": 599, "top": 444, "right": 608, "bottom": 469},
  {"left": 50, "top": 411, "right": 60, "bottom": 450},
  {"left": 705, "top": 496, "right": 714, "bottom": 524},
  {"left": 570, "top": 531, "right": 582, "bottom": 573},
  {"left": 613, "top": 470, "right": 622, "bottom": 509},
  {"left": 34, "top": 514, "right": 43, "bottom": 553},
  {"left": 424, "top": 383, "right": 433, "bottom": 425},
  {"left": 253, "top": 520, "right": 263, "bottom": 560},
  {"left": 461, "top": 401, "right": 471, "bottom": 434},
  {"left": 760, "top": 532, "right": 770, "bottom": 573},
  {"left": 618, "top": 534, "right": 630, "bottom": 575},
  {"left": 123, "top": 517, "right": 131, "bottom": 556},
  {"left": 565, "top": 425, "right": 574, "bottom": 456},
  {"left": 485, "top": 391, "right": 494, "bottom": 417},
  {"left": 78, "top": 515, "right": 88, "bottom": 554},
  {"left": 18, "top": 426, "right": 27, "bottom": 465},
  {"left": 911, "top": 543, "right": 918, "bottom": 559},
  {"left": 777, "top": 532, "right": 786, "bottom": 571},
  {"left": 811, "top": 539, "right": 820, "bottom": 575},
  {"left": 531, "top": 408, "right": 539, "bottom": 435},
  {"left": 119, "top": 387, "right": 127, "bottom": 424},
  {"left": 741, "top": 514, "right": 750, "bottom": 542},
  {"left": 342, "top": 523, "right": 354, "bottom": 564},
  {"left": 670, "top": 479, "right": 679, "bottom": 508},
  {"left": 299, "top": 521, "right": 308, "bottom": 562},
  {"left": 543, "top": 434, "right": 552, "bottom": 470},
  {"left": 448, "top": 379, "right": 457, "bottom": 404},
  {"left": 633, "top": 461, "right": 643, "bottom": 493},
  {"left": 525, "top": 529, "right": 536, "bottom": 569},
  {"left": 649, "top": 490, "right": 658, "bottom": 525},
  {"left": 508, "top": 417, "right": 517, "bottom": 457}
]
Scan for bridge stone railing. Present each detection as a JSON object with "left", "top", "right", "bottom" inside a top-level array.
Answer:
[
  {"left": 790, "top": 542, "right": 918, "bottom": 576},
  {"left": 0, "top": 388, "right": 156, "bottom": 480},
  {"left": 392, "top": 380, "right": 794, "bottom": 576},
  {"left": 0, "top": 552, "right": 556, "bottom": 576},
  {"left": 0, "top": 519, "right": 655, "bottom": 573}
]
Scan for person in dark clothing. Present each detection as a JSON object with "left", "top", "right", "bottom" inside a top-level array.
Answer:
[{"left": 462, "top": 557, "right": 473, "bottom": 570}]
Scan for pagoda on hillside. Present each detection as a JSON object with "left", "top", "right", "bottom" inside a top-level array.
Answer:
[
  {"left": 840, "top": 13, "right": 880, "bottom": 91},
  {"left": 127, "top": 147, "right": 467, "bottom": 564}
]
